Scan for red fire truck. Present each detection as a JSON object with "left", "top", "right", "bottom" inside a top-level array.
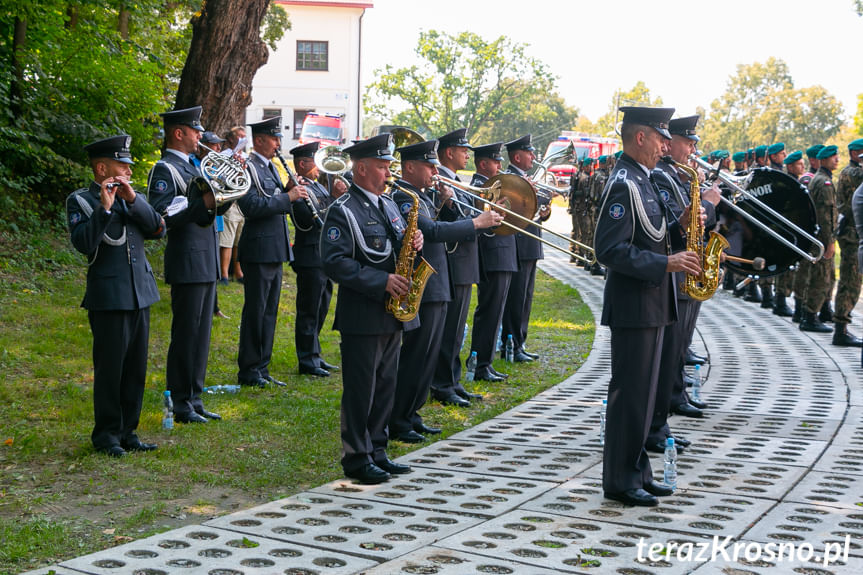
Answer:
[{"left": 544, "top": 131, "right": 619, "bottom": 186}]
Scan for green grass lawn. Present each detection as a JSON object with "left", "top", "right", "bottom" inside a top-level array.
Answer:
[{"left": 0, "top": 217, "right": 595, "bottom": 572}]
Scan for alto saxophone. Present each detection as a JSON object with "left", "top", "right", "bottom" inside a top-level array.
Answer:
[
  {"left": 386, "top": 184, "right": 436, "bottom": 322},
  {"left": 675, "top": 161, "right": 729, "bottom": 301}
]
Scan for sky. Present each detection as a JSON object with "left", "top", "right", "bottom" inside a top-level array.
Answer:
[{"left": 360, "top": 0, "right": 861, "bottom": 125}]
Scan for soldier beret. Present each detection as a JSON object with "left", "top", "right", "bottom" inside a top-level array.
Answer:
[
  {"left": 84, "top": 135, "right": 134, "bottom": 164},
  {"left": 437, "top": 128, "right": 470, "bottom": 149},
  {"left": 783, "top": 150, "right": 803, "bottom": 164},
  {"left": 614, "top": 150, "right": 623, "bottom": 159},
  {"left": 582, "top": 156, "right": 593, "bottom": 166},
  {"left": 806, "top": 144, "right": 825, "bottom": 158},
  {"left": 290, "top": 141, "right": 320, "bottom": 159},
  {"left": 619, "top": 106, "right": 675, "bottom": 139},
  {"left": 754, "top": 145, "right": 767, "bottom": 158},
  {"left": 732, "top": 152, "right": 746, "bottom": 162},
  {"left": 471, "top": 142, "right": 504, "bottom": 161},
  {"left": 343, "top": 132, "right": 396, "bottom": 161},
  {"left": 597, "top": 155, "right": 608, "bottom": 164},
  {"left": 848, "top": 138, "right": 863, "bottom": 151},
  {"left": 505, "top": 134, "right": 535, "bottom": 153},
  {"left": 816, "top": 145, "right": 838, "bottom": 160},
  {"left": 249, "top": 116, "right": 283, "bottom": 137},
  {"left": 160, "top": 106, "right": 205, "bottom": 131},
  {"left": 668, "top": 115, "right": 700, "bottom": 141},
  {"left": 767, "top": 142, "right": 785, "bottom": 155},
  {"left": 397, "top": 139, "right": 440, "bottom": 165}
]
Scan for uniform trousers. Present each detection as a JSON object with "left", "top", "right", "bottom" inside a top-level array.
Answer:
[
  {"left": 167, "top": 282, "right": 215, "bottom": 416},
  {"left": 647, "top": 300, "right": 697, "bottom": 445},
  {"left": 89, "top": 308, "right": 149, "bottom": 450},
  {"left": 803, "top": 258, "right": 834, "bottom": 314},
  {"left": 340, "top": 331, "right": 401, "bottom": 472},
  {"left": 603, "top": 326, "right": 664, "bottom": 493},
  {"left": 432, "top": 283, "right": 473, "bottom": 396},
  {"left": 238, "top": 262, "right": 282, "bottom": 381},
  {"left": 834, "top": 237, "right": 861, "bottom": 324},
  {"left": 502, "top": 259, "right": 537, "bottom": 352},
  {"left": 293, "top": 265, "right": 333, "bottom": 370},
  {"left": 775, "top": 269, "right": 795, "bottom": 298},
  {"left": 390, "top": 301, "right": 448, "bottom": 434},
  {"left": 472, "top": 271, "right": 512, "bottom": 370}
]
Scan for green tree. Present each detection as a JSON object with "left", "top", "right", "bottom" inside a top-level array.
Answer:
[
  {"left": 700, "top": 58, "right": 843, "bottom": 153},
  {"left": 595, "top": 81, "right": 664, "bottom": 138},
  {"left": 365, "top": 30, "right": 573, "bottom": 142},
  {"left": 854, "top": 93, "right": 863, "bottom": 135}
]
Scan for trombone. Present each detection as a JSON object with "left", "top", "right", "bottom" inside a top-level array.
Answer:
[
  {"left": 434, "top": 173, "right": 597, "bottom": 265},
  {"left": 530, "top": 141, "right": 575, "bottom": 199},
  {"left": 689, "top": 154, "right": 825, "bottom": 263}
]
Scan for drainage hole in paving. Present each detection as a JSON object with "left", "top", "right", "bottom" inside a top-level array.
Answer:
[
  {"left": 125, "top": 550, "right": 159, "bottom": 558},
  {"left": 198, "top": 548, "right": 231, "bottom": 558}
]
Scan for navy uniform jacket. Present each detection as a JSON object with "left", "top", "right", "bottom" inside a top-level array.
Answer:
[
  {"left": 321, "top": 185, "right": 413, "bottom": 335},
  {"left": 594, "top": 153, "right": 684, "bottom": 328},
  {"left": 436, "top": 166, "right": 480, "bottom": 286},
  {"left": 237, "top": 152, "right": 294, "bottom": 264},
  {"left": 506, "top": 164, "right": 545, "bottom": 261},
  {"left": 67, "top": 183, "right": 164, "bottom": 310},
  {"left": 392, "top": 179, "right": 476, "bottom": 303},
  {"left": 473, "top": 172, "right": 518, "bottom": 273},
  {"left": 291, "top": 179, "right": 333, "bottom": 267},
  {"left": 652, "top": 159, "right": 717, "bottom": 302},
  {"left": 147, "top": 151, "right": 220, "bottom": 284}
]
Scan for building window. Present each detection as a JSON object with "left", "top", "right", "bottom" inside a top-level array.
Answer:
[
  {"left": 297, "top": 41, "right": 328, "bottom": 71},
  {"left": 262, "top": 108, "right": 282, "bottom": 121},
  {"left": 294, "top": 109, "right": 313, "bottom": 139}
]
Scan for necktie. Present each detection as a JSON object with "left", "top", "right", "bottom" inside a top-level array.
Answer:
[{"left": 378, "top": 197, "right": 399, "bottom": 243}]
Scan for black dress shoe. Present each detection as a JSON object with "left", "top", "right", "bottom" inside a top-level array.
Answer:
[
  {"left": 98, "top": 445, "right": 127, "bottom": 458},
  {"left": 390, "top": 430, "right": 426, "bottom": 443},
  {"left": 345, "top": 463, "right": 390, "bottom": 484},
  {"left": 671, "top": 402, "right": 703, "bottom": 418},
  {"left": 265, "top": 375, "right": 288, "bottom": 386},
  {"left": 488, "top": 366, "right": 509, "bottom": 379},
  {"left": 299, "top": 366, "right": 330, "bottom": 377},
  {"left": 513, "top": 351, "right": 534, "bottom": 362},
  {"left": 238, "top": 377, "right": 268, "bottom": 388},
  {"left": 319, "top": 359, "right": 339, "bottom": 371},
  {"left": 604, "top": 488, "right": 658, "bottom": 507},
  {"left": 414, "top": 423, "right": 442, "bottom": 435},
  {"left": 672, "top": 436, "right": 691, "bottom": 448},
  {"left": 122, "top": 440, "right": 158, "bottom": 452},
  {"left": 474, "top": 368, "right": 503, "bottom": 382},
  {"left": 435, "top": 393, "right": 470, "bottom": 407},
  {"left": 176, "top": 411, "right": 208, "bottom": 423},
  {"left": 684, "top": 350, "right": 707, "bottom": 365},
  {"left": 519, "top": 349, "right": 540, "bottom": 360},
  {"left": 688, "top": 397, "right": 709, "bottom": 409},
  {"left": 376, "top": 458, "right": 412, "bottom": 475},
  {"left": 456, "top": 388, "right": 483, "bottom": 401},
  {"left": 800, "top": 311, "right": 832, "bottom": 333},
  {"left": 644, "top": 481, "right": 674, "bottom": 497},
  {"left": 196, "top": 408, "right": 222, "bottom": 420}
]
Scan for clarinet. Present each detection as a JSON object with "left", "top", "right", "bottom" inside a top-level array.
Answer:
[{"left": 274, "top": 149, "right": 323, "bottom": 228}]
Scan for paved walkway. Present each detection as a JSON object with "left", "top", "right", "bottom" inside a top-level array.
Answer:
[{"left": 25, "top": 233, "right": 863, "bottom": 574}]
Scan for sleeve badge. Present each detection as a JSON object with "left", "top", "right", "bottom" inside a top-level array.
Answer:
[
  {"left": 609, "top": 203, "right": 626, "bottom": 220},
  {"left": 326, "top": 226, "right": 341, "bottom": 242},
  {"left": 155, "top": 180, "right": 168, "bottom": 192}
]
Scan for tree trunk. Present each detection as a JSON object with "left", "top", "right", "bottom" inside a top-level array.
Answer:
[
  {"left": 66, "top": 4, "right": 78, "bottom": 29},
  {"left": 10, "top": 16, "right": 27, "bottom": 118},
  {"left": 175, "top": 0, "right": 271, "bottom": 136},
  {"left": 118, "top": 6, "right": 130, "bottom": 40}
]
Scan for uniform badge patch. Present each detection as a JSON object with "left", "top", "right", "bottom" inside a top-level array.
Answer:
[
  {"left": 326, "top": 227, "right": 341, "bottom": 241},
  {"left": 69, "top": 212, "right": 81, "bottom": 225},
  {"left": 155, "top": 180, "right": 168, "bottom": 192},
  {"left": 400, "top": 202, "right": 412, "bottom": 215},
  {"left": 372, "top": 238, "right": 383, "bottom": 249},
  {"left": 660, "top": 190, "right": 669, "bottom": 202},
  {"left": 609, "top": 203, "right": 626, "bottom": 220}
]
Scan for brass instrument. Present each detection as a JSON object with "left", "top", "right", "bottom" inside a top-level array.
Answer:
[
  {"left": 314, "top": 145, "right": 352, "bottom": 195},
  {"left": 434, "top": 173, "right": 596, "bottom": 264},
  {"left": 530, "top": 141, "right": 575, "bottom": 199},
  {"left": 274, "top": 149, "right": 323, "bottom": 228},
  {"left": 382, "top": 126, "right": 424, "bottom": 177},
  {"left": 198, "top": 143, "right": 251, "bottom": 205},
  {"left": 676, "top": 161, "right": 729, "bottom": 301},
  {"left": 385, "top": 180, "right": 436, "bottom": 322}
]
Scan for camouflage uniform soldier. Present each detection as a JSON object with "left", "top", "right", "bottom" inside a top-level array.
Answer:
[
  {"left": 587, "top": 156, "right": 609, "bottom": 274},
  {"left": 569, "top": 159, "right": 591, "bottom": 263},
  {"left": 831, "top": 139, "right": 863, "bottom": 346},
  {"left": 792, "top": 145, "right": 825, "bottom": 322},
  {"left": 800, "top": 145, "right": 839, "bottom": 333},
  {"left": 579, "top": 157, "right": 594, "bottom": 268}
]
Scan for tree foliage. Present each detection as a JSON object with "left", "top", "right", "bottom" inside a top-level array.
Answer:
[
  {"left": 700, "top": 58, "right": 843, "bottom": 153},
  {"left": 364, "top": 30, "right": 577, "bottom": 149},
  {"left": 594, "top": 82, "right": 664, "bottom": 138}
]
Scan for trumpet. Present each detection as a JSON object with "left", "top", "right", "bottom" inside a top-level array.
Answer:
[{"left": 433, "top": 173, "right": 596, "bottom": 264}]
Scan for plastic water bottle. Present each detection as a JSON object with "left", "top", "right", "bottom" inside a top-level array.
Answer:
[
  {"left": 663, "top": 437, "right": 677, "bottom": 490},
  {"left": 461, "top": 323, "right": 469, "bottom": 351},
  {"left": 692, "top": 365, "right": 703, "bottom": 403},
  {"left": 599, "top": 399, "right": 607, "bottom": 445},
  {"left": 204, "top": 384, "right": 241, "bottom": 394},
  {"left": 505, "top": 334, "right": 515, "bottom": 362},
  {"left": 162, "top": 391, "right": 174, "bottom": 430},
  {"left": 496, "top": 325, "right": 503, "bottom": 352},
  {"left": 465, "top": 351, "right": 477, "bottom": 382}
]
